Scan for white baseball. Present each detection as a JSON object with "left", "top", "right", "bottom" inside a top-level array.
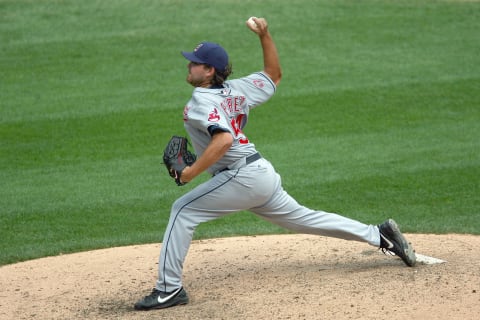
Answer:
[{"left": 247, "top": 17, "right": 258, "bottom": 29}]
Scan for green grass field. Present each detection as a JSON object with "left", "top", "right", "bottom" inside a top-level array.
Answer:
[{"left": 1, "top": 0, "right": 479, "bottom": 266}]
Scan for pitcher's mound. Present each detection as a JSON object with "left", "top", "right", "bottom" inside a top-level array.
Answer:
[{"left": 0, "top": 234, "right": 479, "bottom": 319}]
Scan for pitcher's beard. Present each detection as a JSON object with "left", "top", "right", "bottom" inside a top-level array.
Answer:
[{"left": 186, "top": 74, "right": 202, "bottom": 87}]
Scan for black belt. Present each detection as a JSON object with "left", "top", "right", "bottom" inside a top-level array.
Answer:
[
  {"left": 244, "top": 152, "right": 262, "bottom": 165},
  {"left": 215, "top": 152, "right": 262, "bottom": 175}
]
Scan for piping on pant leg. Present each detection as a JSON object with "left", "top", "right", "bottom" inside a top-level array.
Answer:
[
  {"left": 251, "top": 172, "right": 380, "bottom": 246},
  {"left": 157, "top": 172, "right": 237, "bottom": 292}
]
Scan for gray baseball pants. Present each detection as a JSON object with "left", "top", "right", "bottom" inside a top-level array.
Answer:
[{"left": 156, "top": 158, "right": 381, "bottom": 292}]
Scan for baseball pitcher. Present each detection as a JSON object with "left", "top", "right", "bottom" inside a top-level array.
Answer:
[{"left": 134, "top": 17, "right": 416, "bottom": 311}]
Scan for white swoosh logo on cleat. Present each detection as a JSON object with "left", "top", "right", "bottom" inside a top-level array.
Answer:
[
  {"left": 157, "top": 288, "right": 181, "bottom": 304},
  {"left": 381, "top": 234, "right": 394, "bottom": 249}
]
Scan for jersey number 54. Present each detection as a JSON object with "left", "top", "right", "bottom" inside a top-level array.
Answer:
[{"left": 231, "top": 114, "right": 249, "bottom": 144}]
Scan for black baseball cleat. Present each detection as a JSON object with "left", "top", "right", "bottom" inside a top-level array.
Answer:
[
  {"left": 134, "top": 287, "right": 189, "bottom": 310},
  {"left": 378, "top": 219, "right": 416, "bottom": 267}
]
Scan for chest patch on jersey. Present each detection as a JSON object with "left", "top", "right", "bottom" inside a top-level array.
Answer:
[
  {"left": 183, "top": 105, "right": 190, "bottom": 121},
  {"left": 253, "top": 79, "right": 265, "bottom": 88},
  {"left": 208, "top": 107, "right": 221, "bottom": 122}
]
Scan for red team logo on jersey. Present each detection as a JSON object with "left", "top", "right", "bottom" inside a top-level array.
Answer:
[
  {"left": 183, "top": 105, "right": 190, "bottom": 121},
  {"left": 253, "top": 79, "right": 265, "bottom": 88},
  {"left": 208, "top": 108, "right": 221, "bottom": 122}
]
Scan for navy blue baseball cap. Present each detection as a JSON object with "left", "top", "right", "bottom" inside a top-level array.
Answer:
[{"left": 181, "top": 42, "right": 229, "bottom": 72}]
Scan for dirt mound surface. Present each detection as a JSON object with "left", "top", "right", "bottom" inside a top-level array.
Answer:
[{"left": 1, "top": 234, "right": 479, "bottom": 319}]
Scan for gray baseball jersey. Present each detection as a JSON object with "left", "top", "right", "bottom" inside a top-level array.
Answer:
[
  {"left": 183, "top": 72, "right": 274, "bottom": 174},
  {"left": 156, "top": 71, "right": 381, "bottom": 292}
]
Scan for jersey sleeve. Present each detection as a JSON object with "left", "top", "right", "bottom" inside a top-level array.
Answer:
[
  {"left": 225, "top": 72, "right": 276, "bottom": 109},
  {"left": 185, "top": 90, "right": 233, "bottom": 136}
]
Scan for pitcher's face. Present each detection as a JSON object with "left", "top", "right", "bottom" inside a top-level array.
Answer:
[{"left": 186, "top": 62, "right": 213, "bottom": 88}]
